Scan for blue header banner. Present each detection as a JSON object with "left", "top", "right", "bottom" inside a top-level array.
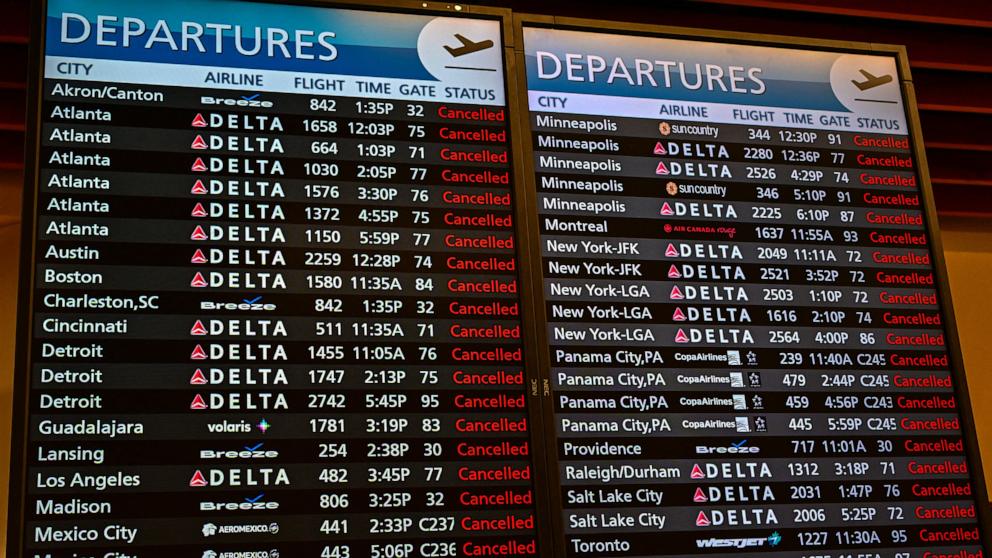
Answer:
[{"left": 46, "top": 0, "right": 433, "bottom": 78}]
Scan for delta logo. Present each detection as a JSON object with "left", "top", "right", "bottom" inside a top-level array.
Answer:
[
  {"left": 660, "top": 202, "right": 674, "bottom": 216},
  {"left": 656, "top": 161, "right": 670, "bottom": 175},
  {"left": 190, "top": 369, "right": 209, "bottom": 385},
  {"left": 191, "top": 394, "right": 208, "bottom": 410},
  {"left": 654, "top": 142, "right": 667, "bottom": 155},
  {"left": 190, "top": 469, "right": 208, "bottom": 487},
  {"left": 192, "top": 157, "right": 208, "bottom": 172},
  {"left": 192, "top": 135, "right": 208, "bottom": 150},
  {"left": 665, "top": 243, "right": 679, "bottom": 257},
  {"left": 690, "top": 464, "right": 706, "bottom": 479},
  {"left": 667, "top": 265, "right": 681, "bottom": 279}
]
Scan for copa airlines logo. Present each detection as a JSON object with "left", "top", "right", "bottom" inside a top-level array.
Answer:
[
  {"left": 58, "top": 13, "right": 338, "bottom": 61},
  {"left": 696, "top": 531, "right": 781, "bottom": 549}
]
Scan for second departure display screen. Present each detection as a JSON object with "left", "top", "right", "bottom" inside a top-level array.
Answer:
[
  {"left": 10, "top": 3, "right": 990, "bottom": 558},
  {"left": 522, "top": 25, "right": 984, "bottom": 558}
]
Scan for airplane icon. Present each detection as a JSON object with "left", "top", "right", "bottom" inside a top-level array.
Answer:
[
  {"left": 444, "top": 34, "right": 494, "bottom": 57},
  {"left": 851, "top": 69, "right": 893, "bottom": 91}
]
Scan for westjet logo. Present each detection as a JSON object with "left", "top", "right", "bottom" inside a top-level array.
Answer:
[{"left": 696, "top": 531, "right": 781, "bottom": 549}]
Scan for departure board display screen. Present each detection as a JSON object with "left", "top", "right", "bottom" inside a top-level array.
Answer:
[
  {"left": 13, "top": 1, "right": 544, "bottom": 557},
  {"left": 521, "top": 25, "right": 988, "bottom": 558},
  {"left": 12, "top": 3, "right": 992, "bottom": 558}
]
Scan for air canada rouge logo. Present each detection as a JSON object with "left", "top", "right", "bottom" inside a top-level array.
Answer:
[
  {"left": 192, "top": 179, "right": 208, "bottom": 194},
  {"left": 656, "top": 161, "right": 670, "bottom": 175},
  {"left": 654, "top": 142, "right": 667, "bottom": 155},
  {"left": 666, "top": 243, "right": 679, "bottom": 257},
  {"left": 190, "top": 369, "right": 208, "bottom": 385},
  {"left": 659, "top": 122, "right": 671, "bottom": 135},
  {"left": 666, "top": 181, "right": 678, "bottom": 196},
  {"left": 192, "top": 114, "right": 208, "bottom": 128},
  {"left": 192, "top": 135, "right": 208, "bottom": 150}
]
